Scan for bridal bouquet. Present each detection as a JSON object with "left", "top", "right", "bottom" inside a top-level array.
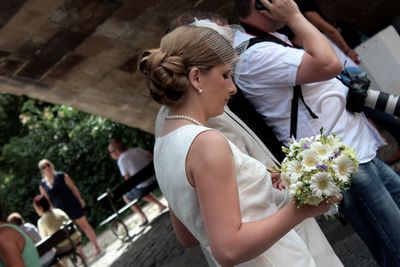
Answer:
[{"left": 280, "top": 129, "right": 359, "bottom": 207}]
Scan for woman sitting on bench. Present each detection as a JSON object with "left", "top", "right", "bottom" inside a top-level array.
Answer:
[{"left": 33, "top": 195, "right": 86, "bottom": 266}]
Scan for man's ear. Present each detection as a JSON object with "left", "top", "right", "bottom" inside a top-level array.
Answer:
[{"left": 188, "top": 67, "right": 201, "bottom": 91}]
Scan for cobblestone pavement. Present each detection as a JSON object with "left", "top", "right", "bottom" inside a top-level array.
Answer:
[
  {"left": 83, "top": 129, "right": 398, "bottom": 267},
  {"left": 86, "top": 208, "right": 379, "bottom": 267}
]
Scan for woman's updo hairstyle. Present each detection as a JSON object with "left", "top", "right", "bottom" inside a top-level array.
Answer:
[
  {"left": 139, "top": 25, "right": 235, "bottom": 106},
  {"left": 33, "top": 195, "right": 51, "bottom": 212}
]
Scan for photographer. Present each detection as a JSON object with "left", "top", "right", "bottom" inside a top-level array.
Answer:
[{"left": 233, "top": 0, "right": 400, "bottom": 265}]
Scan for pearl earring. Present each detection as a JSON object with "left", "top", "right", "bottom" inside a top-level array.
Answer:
[{"left": 197, "top": 88, "right": 202, "bottom": 94}]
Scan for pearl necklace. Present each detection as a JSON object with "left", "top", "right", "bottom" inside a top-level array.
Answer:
[{"left": 165, "top": 114, "right": 203, "bottom": 126}]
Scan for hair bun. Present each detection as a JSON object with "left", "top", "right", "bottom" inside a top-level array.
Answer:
[{"left": 139, "top": 49, "right": 188, "bottom": 105}]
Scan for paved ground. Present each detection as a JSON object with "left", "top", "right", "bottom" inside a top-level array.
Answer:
[
  {"left": 81, "top": 129, "right": 399, "bottom": 267},
  {"left": 83, "top": 204, "right": 378, "bottom": 267}
]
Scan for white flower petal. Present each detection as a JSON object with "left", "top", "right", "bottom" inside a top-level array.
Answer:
[
  {"left": 311, "top": 142, "right": 333, "bottom": 160},
  {"left": 334, "top": 155, "right": 355, "bottom": 181},
  {"left": 310, "top": 172, "right": 339, "bottom": 197},
  {"left": 301, "top": 150, "right": 318, "bottom": 170},
  {"left": 287, "top": 160, "right": 302, "bottom": 175}
]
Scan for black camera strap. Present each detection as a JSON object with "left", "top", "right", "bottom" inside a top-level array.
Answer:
[{"left": 242, "top": 23, "right": 318, "bottom": 138}]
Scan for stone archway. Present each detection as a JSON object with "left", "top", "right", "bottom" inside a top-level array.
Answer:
[{"left": 0, "top": 0, "right": 399, "bottom": 133}]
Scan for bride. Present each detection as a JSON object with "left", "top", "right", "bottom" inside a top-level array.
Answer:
[{"left": 139, "top": 22, "right": 342, "bottom": 266}]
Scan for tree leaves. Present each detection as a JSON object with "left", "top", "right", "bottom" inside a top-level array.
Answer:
[{"left": 0, "top": 94, "right": 154, "bottom": 226}]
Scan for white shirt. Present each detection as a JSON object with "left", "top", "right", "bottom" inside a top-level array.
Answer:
[
  {"left": 234, "top": 32, "right": 384, "bottom": 163},
  {"left": 21, "top": 223, "right": 41, "bottom": 243},
  {"left": 117, "top": 147, "right": 155, "bottom": 188}
]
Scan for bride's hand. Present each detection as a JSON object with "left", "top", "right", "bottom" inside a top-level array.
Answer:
[
  {"left": 270, "top": 172, "right": 285, "bottom": 191},
  {"left": 296, "top": 194, "right": 343, "bottom": 218}
]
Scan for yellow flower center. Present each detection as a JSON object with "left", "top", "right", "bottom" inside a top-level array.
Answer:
[
  {"left": 318, "top": 179, "right": 328, "bottom": 190},
  {"left": 339, "top": 163, "right": 347, "bottom": 175},
  {"left": 317, "top": 148, "right": 327, "bottom": 155},
  {"left": 304, "top": 157, "right": 316, "bottom": 167}
]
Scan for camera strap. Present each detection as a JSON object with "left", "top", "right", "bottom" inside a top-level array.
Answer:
[{"left": 241, "top": 23, "right": 318, "bottom": 138}]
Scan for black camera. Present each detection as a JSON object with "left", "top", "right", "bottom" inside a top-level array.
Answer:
[{"left": 340, "top": 69, "right": 400, "bottom": 117}]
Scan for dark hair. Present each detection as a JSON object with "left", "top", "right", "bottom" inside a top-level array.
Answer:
[
  {"left": 166, "top": 10, "right": 228, "bottom": 34},
  {"left": 234, "top": 0, "right": 252, "bottom": 19},
  {"left": 109, "top": 138, "right": 126, "bottom": 152},
  {"left": 33, "top": 195, "right": 50, "bottom": 212}
]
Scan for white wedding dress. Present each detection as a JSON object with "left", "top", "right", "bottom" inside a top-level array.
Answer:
[{"left": 154, "top": 125, "right": 342, "bottom": 267}]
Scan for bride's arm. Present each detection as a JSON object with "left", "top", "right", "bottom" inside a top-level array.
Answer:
[{"left": 187, "top": 130, "right": 332, "bottom": 266}]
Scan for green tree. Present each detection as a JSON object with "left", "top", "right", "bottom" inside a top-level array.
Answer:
[
  {"left": 0, "top": 94, "right": 25, "bottom": 146},
  {"left": 0, "top": 96, "right": 154, "bottom": 226}
]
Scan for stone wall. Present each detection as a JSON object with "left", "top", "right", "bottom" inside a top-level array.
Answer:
[{"left": 0, "top": 0, "right": 399, "bottom": 133}]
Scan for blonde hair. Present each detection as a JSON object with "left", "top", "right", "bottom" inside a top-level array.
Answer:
[
  {"left": 38, "top": 159, "right": 55, "bottom": 179},
  {"left": 139, "top": 25, "right": 235, "bottom": 106}
]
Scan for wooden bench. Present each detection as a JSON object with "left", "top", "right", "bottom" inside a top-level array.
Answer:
[
  {"left": 97, "top": 162, "right": 159, "bottom": 241},
  {"left": 36, "top": 221, "right": 87, "bottom": 267}
]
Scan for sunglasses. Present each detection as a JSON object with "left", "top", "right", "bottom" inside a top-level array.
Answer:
[{"left": 40, "top": 164, "right": 51, "bottom": 170}]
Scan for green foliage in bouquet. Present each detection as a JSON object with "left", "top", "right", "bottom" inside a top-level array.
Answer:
[{"left": 280, "top": 128, "right": 359, "bottom": 206}]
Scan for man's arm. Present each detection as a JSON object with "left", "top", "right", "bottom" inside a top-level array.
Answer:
[
  {"left": 303, "top": 11, "right": 360, "bottom": 64},
  {"left": 260, "top": 0, "right": 342, "bottom": 84}
]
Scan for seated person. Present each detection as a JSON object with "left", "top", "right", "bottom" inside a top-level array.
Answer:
[
  {"left": 7, "top": 212, "right": 55, "bottom": 267},
  {"left": 0, "top": 203, "right": 41, "bottom": 267},
  {"left": 7, "top": 212, "right": 42, "bottom": 243},
  {"left": 33, "top": 195, "right": 86, "bottom": 266}
]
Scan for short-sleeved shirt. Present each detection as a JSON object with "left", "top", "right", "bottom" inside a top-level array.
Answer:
[
  {"left": 118, "top": 147, "right": 155, "bottom": 188},
  {"left": 234, "top": 32, "right": 384, "bottom": 164},
  {"left": 21, "top": 223, "right": 41, "bottom": 243}
]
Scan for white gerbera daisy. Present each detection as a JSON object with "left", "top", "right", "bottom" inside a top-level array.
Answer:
[
  {"left": 311, "top": 142, "right": 333, "bottom": 160},
  {"left": 334, "top": 155, "right": 355, "bottom": 181},
  {"left": 301, "top": 150, "right": 318, "bottom": 170},
  {"left": 287, "top": 160, "right": 302, "bottom": 180},
  {"left": 310, "top": 172, "right": 339, "bottom": 197}
]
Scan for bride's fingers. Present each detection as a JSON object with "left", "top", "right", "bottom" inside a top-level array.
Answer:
[{"left": 326, "top": 194, "right": 343, "bottom": 205}]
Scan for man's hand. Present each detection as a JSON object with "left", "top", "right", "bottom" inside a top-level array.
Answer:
[
  {"left": 258, "top": 0, "right": 301, "bottom": 25},
  {"left": 346, "top": 49, "right": 361, "bottom": 65}
]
